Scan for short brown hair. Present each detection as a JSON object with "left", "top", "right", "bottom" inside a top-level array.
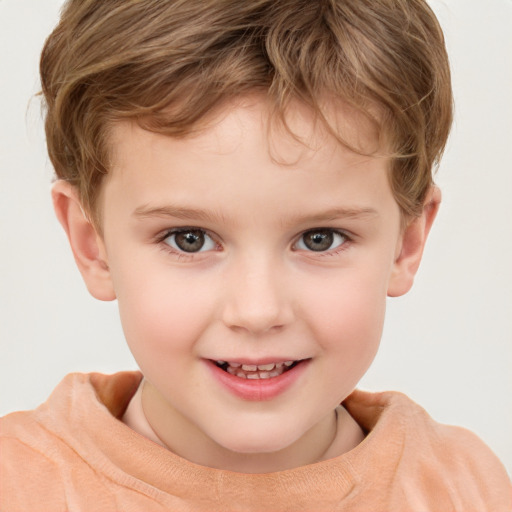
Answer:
[{"left": 40, "top": 0, "right": 452, "bottom": 222}]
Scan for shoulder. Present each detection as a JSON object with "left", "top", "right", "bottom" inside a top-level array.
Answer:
[
  {"left": 1, "top": 409, "right": 69, "bottom": 509},
  {"left": 343, "top": 390, "right": 512, "bottom": 511},
  {"left": 0, "top": 371, "right": 143, "bottom": 510}
]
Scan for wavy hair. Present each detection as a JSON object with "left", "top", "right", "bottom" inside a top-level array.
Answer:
[{"left": 40, "top": 0, "right": 452, "bottom": 223}]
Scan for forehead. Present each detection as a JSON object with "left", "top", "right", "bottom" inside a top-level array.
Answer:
[
  {"left": 109, "top": 95, "right": 383, "bottom": 170},
  {"left": 101, "top": 96, "right": 394, "bottom": 224}
]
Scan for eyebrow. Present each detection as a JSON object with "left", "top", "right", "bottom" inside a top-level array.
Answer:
[
  {"left": 290, "top": 207, "right": 379, "bottom": 225},
  {"left": 133, "top": 204, "right": 379, "bottom": 225},
  {"left": 133, "top": 204, "right": 226, "bottom": 223}
]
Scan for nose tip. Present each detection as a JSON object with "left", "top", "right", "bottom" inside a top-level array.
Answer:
[
  {"left": 224, "top": 303, "right": 287, "bottom": 335},
  {"left": 221, "top": 269, "right": 293, "bottom": 335}
]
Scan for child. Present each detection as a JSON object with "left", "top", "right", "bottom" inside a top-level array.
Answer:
[{"left": 1, "top": 0, "right": 510, "bottom": 510}]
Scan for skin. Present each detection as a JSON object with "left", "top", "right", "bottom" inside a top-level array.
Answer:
[{"left": 53, "top": 96, "right": 439, "bottom": 473}]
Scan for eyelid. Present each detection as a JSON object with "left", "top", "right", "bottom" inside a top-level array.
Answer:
[
  {"left": 157, "top": 226, "right": 217, "bottom": 242},
  {"left": 156, "top": 226, "right": 221, "bottom": 257},
  {"left": 293, "top": 227, "right": 353, "bottom": 254}
]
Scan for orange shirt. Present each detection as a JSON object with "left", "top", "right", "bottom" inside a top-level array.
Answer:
[{"left": 1, "top": 371, "right": 510, "bottom": 511}]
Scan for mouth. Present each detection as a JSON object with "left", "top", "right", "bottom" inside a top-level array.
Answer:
[
  {"left": 213, "top": 360, "right": 302, "bottom": 380},
  {"left": 207, "top": 358, "right": 310, "bottom": 401}
]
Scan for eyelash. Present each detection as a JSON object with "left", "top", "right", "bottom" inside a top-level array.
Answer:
[
  {"left": 155, "top": 227, "right": 353, "bottom": 260},
  {"left": 155, "top": 228, "right": 220, "bottom": 261},
  {"left": 294, "top": 229, "right": 352, "bottom": 256}
]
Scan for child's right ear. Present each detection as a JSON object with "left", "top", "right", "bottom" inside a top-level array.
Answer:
[{"left": 51, "top": 180, "right": 116, "bottom": 301}]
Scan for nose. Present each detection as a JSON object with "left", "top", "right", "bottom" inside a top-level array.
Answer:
[{"left": 221, "top": 255, "right": 294, "bottom": 335}]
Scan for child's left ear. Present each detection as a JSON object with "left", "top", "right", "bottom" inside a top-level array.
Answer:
[{"left": 387, "top": 186, "right": 441, "bottom": 297}]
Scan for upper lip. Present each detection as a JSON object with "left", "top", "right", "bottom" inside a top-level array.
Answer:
[{"left": 208, "top": 357, "right": 307, "bottom": 365}]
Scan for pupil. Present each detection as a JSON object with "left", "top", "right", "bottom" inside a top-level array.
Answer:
[
  {"left": 175, "top": 230, "right": 205, "bottom": 252},
  {"left": 304, "top": 230, "right": 333, "bottom": 251}
]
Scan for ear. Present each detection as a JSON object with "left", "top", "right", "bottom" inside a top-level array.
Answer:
[
  {"left": 387, "top": 186, "right": 441, "bottom": 297},
  {"left": 52, "top": 180, "right": 116, "bottom": 301}
]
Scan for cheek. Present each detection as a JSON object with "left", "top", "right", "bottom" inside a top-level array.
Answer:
[
  {"left": 303, "top": 269, "right": 388, "bottom": 380},
  {"left": 111, "top": 259, "right": 217, "bottom": 361}
]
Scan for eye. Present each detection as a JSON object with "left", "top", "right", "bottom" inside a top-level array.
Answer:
[
  {"left": 163, "top": 229, "right": 216, "bottom": 253},
  {"left": 295, "top": 229, "right": 348, "bottom": 252}
]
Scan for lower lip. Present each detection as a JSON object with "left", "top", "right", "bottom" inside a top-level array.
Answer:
[{"left": 205, "top": 360, "right": 309, "bottom": 401}]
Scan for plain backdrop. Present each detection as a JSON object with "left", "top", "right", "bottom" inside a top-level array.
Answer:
[{"left": 1, "top": 0, "right": 511, "bottom": 476}]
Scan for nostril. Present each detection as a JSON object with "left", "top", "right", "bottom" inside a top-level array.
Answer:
[{"left": 221, "top": 277, "right": 294, "bottom": 334}]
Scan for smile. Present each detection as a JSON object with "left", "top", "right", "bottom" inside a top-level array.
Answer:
[
  {"left": 214, "top": 360, "right": 298, "bottom": 380},
  {"left": 207, "top": 358, "right": 309, "bottom": 401}
]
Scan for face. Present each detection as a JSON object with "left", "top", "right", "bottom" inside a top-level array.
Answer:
[{"left": 97, "top": 97, "right": 403, "bottom": 468}]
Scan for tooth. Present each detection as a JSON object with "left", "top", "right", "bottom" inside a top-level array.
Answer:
[
  {"left": 217, "top": 360, "right": 226, "bottom": 365},
  {"left": 284, "top": 361, "right": 294, "bottom": 367},
  {"left": 236, "top": 372, "right": 247, "bottom": 379},
  {"left": 226, "top": 366, "right": 237, "bottom": 375},
  {"left": 241, "top": 364, "right": 257, "bottom": 371},
  {"left": 275, "top": 363, "right": 283, "bottom": 369},
  {"left": 257, "top": 363, "right": 275, "bottom": 371},
  {"left": 269, "top": 370, "right": 280, "bottom": 377},
  {"left": 229, "top": 362, "right": 241, "bottom": 368},
  {"left": 246, "top": 373, "right": 259, "bottom": 379},
  {"left": 259, "top": 372, "right": 270, "bottom": 379}
]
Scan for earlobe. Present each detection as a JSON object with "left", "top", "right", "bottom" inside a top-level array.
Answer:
[
  {"left": 51, "top": 180, "right": 116, "bottom": 301},
  {"left": 387, "top": 186, "right": 441, "bottom": 297}
]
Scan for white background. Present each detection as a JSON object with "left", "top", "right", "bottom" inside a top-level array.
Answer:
[{"left": 1, "top": 0, "right": 511, "bottom": 476}]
